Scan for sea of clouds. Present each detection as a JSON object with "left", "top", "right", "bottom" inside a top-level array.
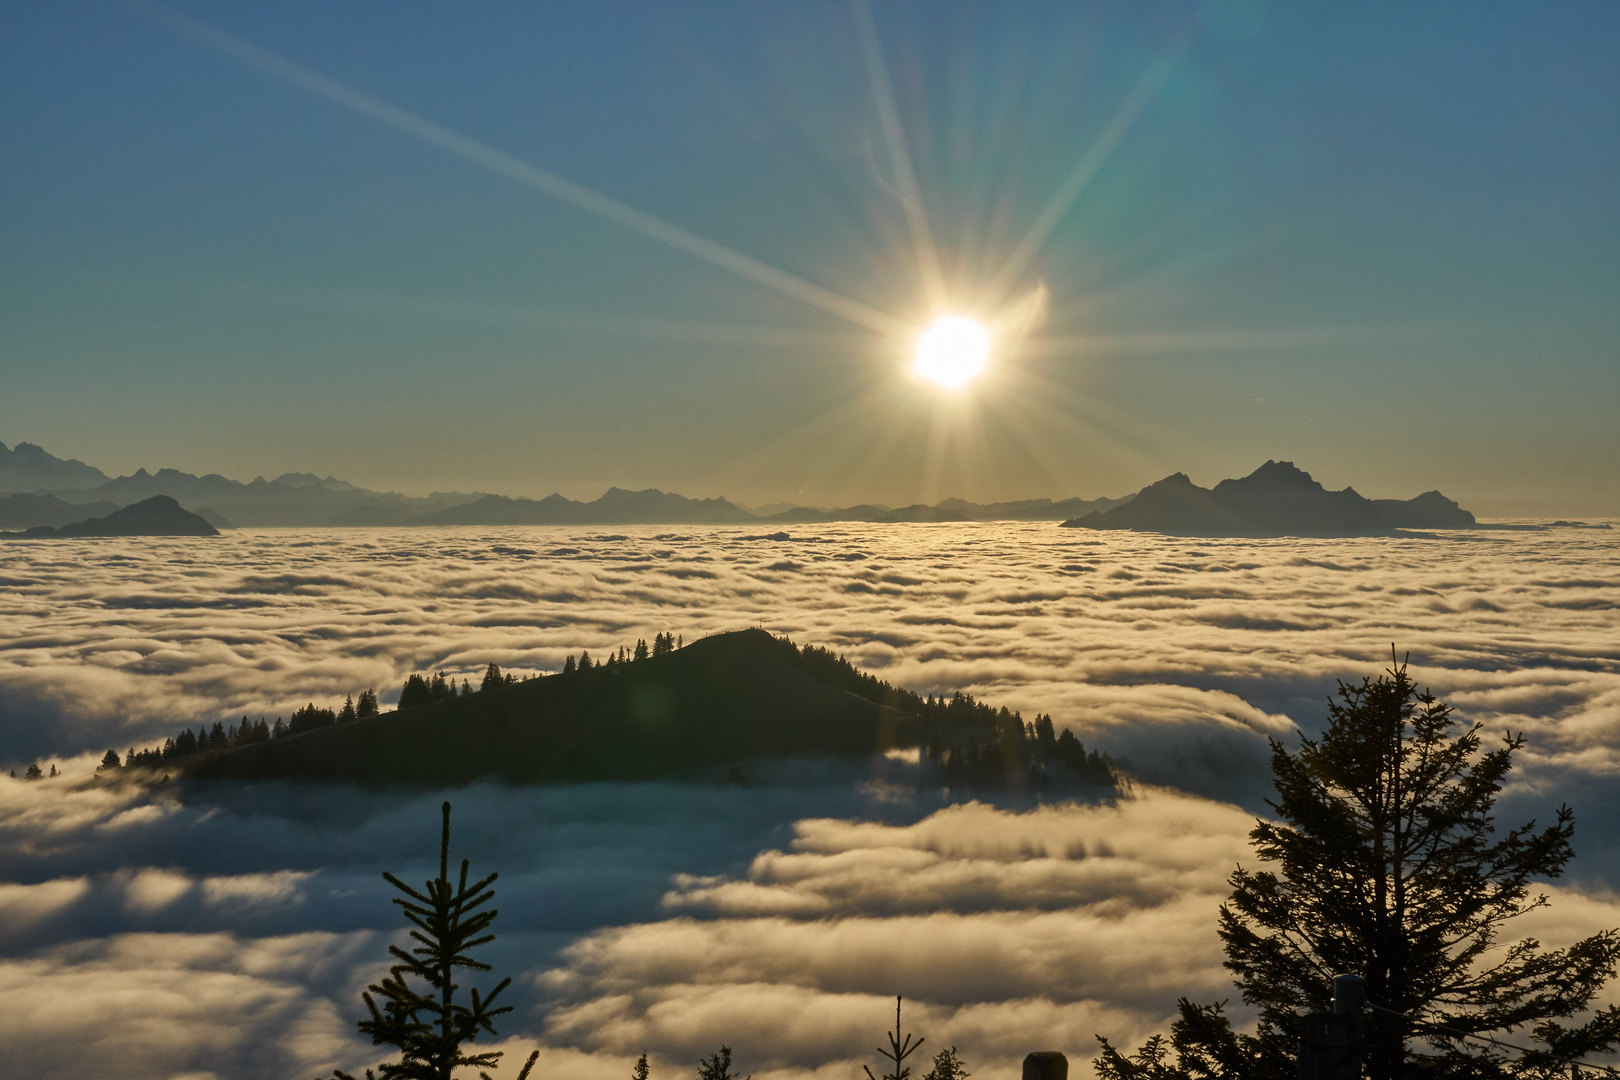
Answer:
[{"left": 1, "top": 522, "right": 1617, "bottom": 1080}]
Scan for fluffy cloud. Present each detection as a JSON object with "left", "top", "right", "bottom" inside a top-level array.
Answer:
[
  {"left": 1, "top": 522, "right": 1617, "bottom": 1078},
  {"left": 4, "top": 524, "right": 1616, "bottom": 800}
]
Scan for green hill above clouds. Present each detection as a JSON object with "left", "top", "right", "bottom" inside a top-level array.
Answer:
[{"left": 172, "top": 630, "right": 1115, "bottom": 790}]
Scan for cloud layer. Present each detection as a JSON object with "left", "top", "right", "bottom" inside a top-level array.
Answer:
[{"left": 1, "top": 522, "right": 1617, "bottom": 1078}]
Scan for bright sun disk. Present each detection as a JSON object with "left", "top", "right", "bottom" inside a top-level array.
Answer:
[{"left": 914, "top": 316, "right": 990, "bottom": 388}]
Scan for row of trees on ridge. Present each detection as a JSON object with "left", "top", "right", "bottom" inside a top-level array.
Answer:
[
  {"left": 102, "top": 634, "right": 690, "bottom": 771},
  {"left": 102, "top": 690, "right": 380, "bottom": 771}
]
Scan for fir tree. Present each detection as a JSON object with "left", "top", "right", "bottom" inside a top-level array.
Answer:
[
  {"left": 99, "top": 749, "right": 122, "bottom": 771},
  {"left": 481, "top": 664, "right": 504, "bottom": 693},
  {"left": 340, "top": 696, "right": 358, "bottom": 723},
  {"left": 357, "top": 689, "right": 379, "bottom": 719},
  {"left": 324, "top": 801, "right": 538, "bottom": 1080},
  {"left": 400, "top": 675, "right": 431, "bottom": 710},
  {"left": 1033, "top": 713, "right": 1055, "bottom": 747},
  {"left": 922, "top": 1046, "right": 970, "bottom": 1080},
  {"left": 562, "top": 655, "right": 576, "bottom": 675},
  {"left": 697, "top": 1046, "right": 747, "bottom": 1080},
  {"left": 631, "top": 1052, "right": 650, "bottom": 1080},
  {"left": 1096, "top": 651, "right": 1620, "bottom": 1079},
  {"left": 633, "top": 639, "right": 649, "bottom": 661},
  {"left": 864, "top": 996, "right": 924, "bottom": 1080}
]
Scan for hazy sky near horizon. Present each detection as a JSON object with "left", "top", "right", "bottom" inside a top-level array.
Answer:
[{"left": 2, "top": 2, "right": 1617, "bottom": 514}]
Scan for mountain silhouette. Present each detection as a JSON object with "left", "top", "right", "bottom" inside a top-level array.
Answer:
[
  {"left": 10, "top": 440, "right": 1488, "bottom": 534},
  {"left": 5, "top": 495, "right": 219, "bottom": 537},
  {"left": 1372, "top": 490, "right": 1476, "bottom": 528},
  {"left": 413, "top": 487, "right": 754, "bottom": 526},
  {"left": 186, "top": 629, "right": 958, "bottom": 786},
  {"left": 0, "top": 441, "right": 109, "bottom": 493},
  {"left": 86, "top": 467, "right": 486, "bottom": 527},
  {"left": 1064, "top": 461, "right": 1476, "bottom": 535},
  {"left": 756, "top": 493, "right": 1132, "bottom": 524},
  {"left": 0, "top": 493, "right": 121, "bottom": 530}
]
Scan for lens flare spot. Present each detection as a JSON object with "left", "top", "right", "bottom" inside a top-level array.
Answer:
[{"left": 914, "top": 316, "right": 990, "bottom": 389}]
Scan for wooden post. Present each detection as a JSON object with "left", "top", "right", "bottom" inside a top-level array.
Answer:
[
  {"left": 1022, "top": 1052, "right": 1067, "bottom": 1080},
  {"left": 1299, "top": 974, "right": 1364, "bottom": 1080}
]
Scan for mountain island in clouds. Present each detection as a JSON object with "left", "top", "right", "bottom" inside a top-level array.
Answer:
[
  {"left": 166, "top": 630, "right": 1115, "bottom": 792},
  {"left": 1063, "top": 460, "right": 1476, "bottom": 535}
]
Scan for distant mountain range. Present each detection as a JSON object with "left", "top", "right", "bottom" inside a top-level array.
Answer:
[
  {"left": 1064, "top": 460, "right": 1476, "bottom": 535},
  {"left": 1, "top": 495, "right": 218, "bottom": 538},
  {"left": 755, "top": 494, "right": 1133, "bottom": 524},
  {"left": 0, "top": 492, "right": 122, "bottom": 530},
  {"left": 0, "top": 440, "right": 1492, "bottom": 534},
  {"left": 0, "top": 440, "right": 109, "bottom": 493},
  {"left": 0, "top": 439, "right": 1142, "bottom": 528}
]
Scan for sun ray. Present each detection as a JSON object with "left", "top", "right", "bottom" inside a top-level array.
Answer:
[
  {"left": 135, "top": 1, "right": 909, "bottom": 339},
  {"left": 1023, "top": 323, "right": 1437, "bottom": 359},
  {"left": 166, "top": 277, "right": 875, "bottom": 352},
  {"left": 982, "top": 26, "right": 1193, "bottom": 310},
  {"left": 850, "top": 0, "right": 948, "bottom": 311}
]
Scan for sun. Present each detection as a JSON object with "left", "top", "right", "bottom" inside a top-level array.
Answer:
[{"left": 913, "top": 316, "right": 990, "bottom": 389}]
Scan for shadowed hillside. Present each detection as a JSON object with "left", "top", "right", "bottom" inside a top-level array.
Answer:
[{"left": 174, "top": 630, "right": 1113, "bottom": 789}]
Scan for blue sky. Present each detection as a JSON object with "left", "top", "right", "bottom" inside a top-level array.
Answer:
[{"left": 2, "top": 1, "right": 1616, "bottom": 514}]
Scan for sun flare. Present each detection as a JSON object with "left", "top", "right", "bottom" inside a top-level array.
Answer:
[{"left": 914, "top": 316, "right": 991, "bottom": 389}]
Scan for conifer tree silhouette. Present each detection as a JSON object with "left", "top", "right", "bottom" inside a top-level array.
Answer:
[
  {"left": 697, "top": 1046, "right": 747, "bottom": 1080},
  {"left": 630, "top": 1052, "right": 649, "bottom": 1080},
  {"left": 922, "top": 1046, "right": 969, "bottom": 1080},
  {"left": 865, "top": 996, "right": 924, "bottom": 1080},
  {"left": 1095, "top": 650, "right": 1620, "bottom": 1079},
  {"left": 324, "top": 801, "right": 538, "bottom": 1080}
]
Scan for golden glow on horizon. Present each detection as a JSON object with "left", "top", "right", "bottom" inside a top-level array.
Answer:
[{"left": 914, "top": 316, "right": 991, "bottom": 389}]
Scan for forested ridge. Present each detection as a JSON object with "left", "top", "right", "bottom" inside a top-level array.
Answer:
[{"left": 86, "top": 630, "right": 1115, "bottom": 790}]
